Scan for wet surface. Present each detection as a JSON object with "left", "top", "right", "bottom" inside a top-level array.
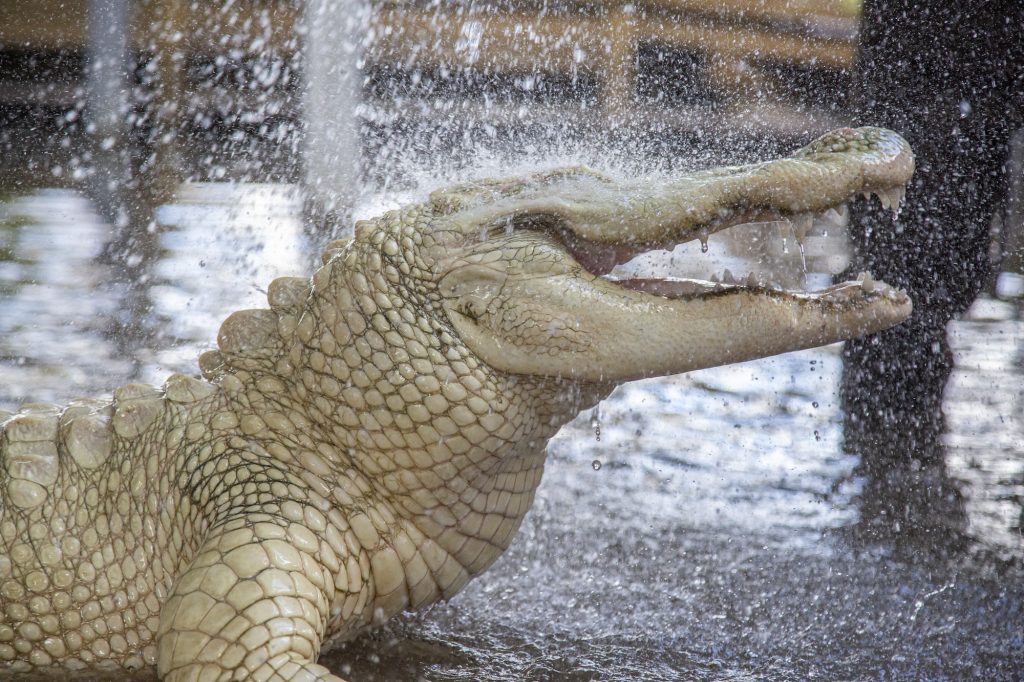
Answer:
[{"left": 1, "top": 186, "right": 1022, "bottom": 680}]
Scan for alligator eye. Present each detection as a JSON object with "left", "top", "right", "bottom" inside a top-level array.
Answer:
[{"left": 460, "top": 296, "right": 487, "bottom": 321}]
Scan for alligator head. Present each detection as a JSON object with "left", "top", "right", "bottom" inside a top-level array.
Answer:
[{"left": 392, "top": 126, "right": 913, "bottom": 384}]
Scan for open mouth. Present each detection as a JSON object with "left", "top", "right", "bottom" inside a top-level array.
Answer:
[{"left": 564, "top": 187, "right": 912, "bottom": 310}]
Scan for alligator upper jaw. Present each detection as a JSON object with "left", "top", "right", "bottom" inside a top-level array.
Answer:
[{"left": 550, "top": 126, "right": 915, "bottom": 277}]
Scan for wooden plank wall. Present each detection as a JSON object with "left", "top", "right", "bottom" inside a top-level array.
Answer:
[{"left": 0, "top": 0, "right": 860, "bottom": 175}]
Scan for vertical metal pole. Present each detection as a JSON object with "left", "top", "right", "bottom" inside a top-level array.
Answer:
[{"left": 303, "top": 0, "right": 367, "bottom": 237}]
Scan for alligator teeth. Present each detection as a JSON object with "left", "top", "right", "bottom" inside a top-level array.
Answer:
[
  {"left": 722, "top": 268, "right": 736, "bottom": 285},
  {"left": 877, "top": 191, "right": 893, "bottom": 211},
  {"left": 888, "top": 186, "right": 907, "bottom": 217},
  {"left": 864, "top": 187, "right": 907, "bottom": 217},
  {"left": 746, "top": 272, "right": 759, "bottom": 288},
  {"left": 858, "top": 271, "right": 876, "bottom": 293},
  {"left": 822, "top": 206, "right": 845, "bottom": 226},
  {"left": 710, "top": 273, "right": 720, "bottom": 284},
  {"left": 792, "top": 214, "right": 812, "bottom": 242}
]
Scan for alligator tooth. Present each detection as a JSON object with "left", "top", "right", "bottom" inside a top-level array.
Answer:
[
  {"left": 722, "top": 268, "right": 736, "bottom": 285},
  {"left": 861, "top": 191, "right": 872, "bottom": 201},
  {"left": 859, "top": 271, "right": 876, "bottom": 293},
  {"left": 746, "top": 272, "right": 759, "bottom": 288},
  {"left": 709, "top": 273, "right": 720, "bottom": 284},
  {"left": 822, "top": 206, "right": 845, "bottom": 226},
  {"left": 890, "top": 186, "right": 907, "bottom": 217},
  {"left": 878, "top": 191, "right": 893, "bottom": 211},
  {"left": 792, "top": 214, "right": 812, "bottom": 242}
]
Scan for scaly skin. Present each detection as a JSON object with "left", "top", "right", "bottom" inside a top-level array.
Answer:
[{"left": 0, "top": 127, "right": 914, "bottom": 680}]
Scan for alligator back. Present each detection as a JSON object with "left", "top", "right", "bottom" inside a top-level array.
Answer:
[{"left": 0, "top": 376, "right": 215, "bottom": 671}]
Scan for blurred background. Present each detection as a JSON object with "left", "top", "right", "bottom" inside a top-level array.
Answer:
[
  {"left": 0, "top": 1, "right": 1022, "bottom": 680},
  {"left": 0, "top": 0, "right": 865, "bottom": 186}
]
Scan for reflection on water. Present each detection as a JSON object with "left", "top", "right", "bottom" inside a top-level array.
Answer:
[
  {"left": 948, "top": 297, "right": 1024, "bottom": 551},
  {"left": 0, "top": 185, "right": 308, "bottom": 400},
  {"left": 145, "top": 183, "right": 308, "bottom": 381},
  {"left": 0, "top": 186, "right": 1022, "bottom": 680},
  {"left": 0, "top": 190, "right": 134, "bottom": 400}
]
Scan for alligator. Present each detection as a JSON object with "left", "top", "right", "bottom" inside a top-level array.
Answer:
[{"left": 0, "top": 127, "right": 913, "bottom": 681}]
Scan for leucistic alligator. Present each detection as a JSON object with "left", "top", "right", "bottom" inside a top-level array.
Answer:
[{"left": 0, "top": 127, "right": 913, "bottom": 681}]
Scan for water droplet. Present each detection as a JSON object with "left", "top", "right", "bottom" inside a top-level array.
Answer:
[
  {"left": 591, "top": 460, "right": 602, "bottom": 471},
  {"left": 697, "top": 228, "right": 710, "bottom": 253}
]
